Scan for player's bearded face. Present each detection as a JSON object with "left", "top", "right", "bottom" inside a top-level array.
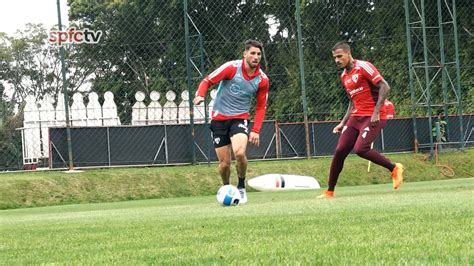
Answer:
[
  {"left": 332, "top": 49, "right": 350, "bottom": 69},
  {"left": 244, "top": 47, "right": 262, "bottom": 69}
]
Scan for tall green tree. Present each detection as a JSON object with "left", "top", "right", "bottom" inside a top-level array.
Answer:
[
  {"left": 66, "top": 0, "right": 472, "bottom": 122},
  {"left": 0, "top": 24, "right": 93, "bottom": 106},
  {"left": 68, "top": 0, "right": 274, "bottom": 122},
  {"left": 68, "top": 0, "right": 188, "bottom": 122}
]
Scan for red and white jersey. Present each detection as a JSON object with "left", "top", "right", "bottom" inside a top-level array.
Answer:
[
  {"left": 196, "top": 59, "right": 269, "bottom": 134},
  {"left": 384, "top": 99, "right": 395, "bottom": 119},
  {"left": 341, "top": 59, "right": 387, "bottom": 119}
]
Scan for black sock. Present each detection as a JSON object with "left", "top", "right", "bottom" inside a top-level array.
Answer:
[
  {"left": 237, "top": 178, "right": 245, "bottom": 189},
  {"left": 223, "top": 181, "right": 230, "bottom": 185},
  {"left": 389, "top": 163, "right": 396, "bottom": 172}
]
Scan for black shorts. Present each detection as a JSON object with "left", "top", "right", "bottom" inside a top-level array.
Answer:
[{"left": 210, "top": 119, "right": 250, "bottom": 148}]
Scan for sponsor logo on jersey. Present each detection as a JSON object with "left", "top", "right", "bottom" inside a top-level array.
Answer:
[
  {"left": 229, "top": 84, "right": 242, "bottom": 95},
  {"left": 349, "top": 87, "right": 364, "bottom": 96}
]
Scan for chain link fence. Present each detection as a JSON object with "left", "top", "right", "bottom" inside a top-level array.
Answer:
[{"left": 0, "top": 0, "right": 472, "bottom": 170}]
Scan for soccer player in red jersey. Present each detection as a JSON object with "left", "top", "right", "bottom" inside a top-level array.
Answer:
[
  {"left": 384, "top": 99, "right": 395, "bottom": 119},
  {"left": 318, "top": 41, "right": 404, "bottom": 198},
  {"left": 193, "top": 40, "right": 269, "bottom": 204}
]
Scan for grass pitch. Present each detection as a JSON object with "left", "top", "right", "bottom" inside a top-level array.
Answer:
[
  {"left": 1, "top": 150, "right": 472, "bottom": 209},
  {"left": 1, "top": 178, "right": 472, "bottom": 264}
]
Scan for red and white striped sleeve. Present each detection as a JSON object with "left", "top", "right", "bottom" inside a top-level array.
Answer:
[
  {"left": 196, "top": 61, "right": 237, "bottom": 97},
  {"left": 358, "top": 60, "right": 383, "bottom": 85},
  {"left": 252, "top": 73, "right": 269, "bottom": 134}
]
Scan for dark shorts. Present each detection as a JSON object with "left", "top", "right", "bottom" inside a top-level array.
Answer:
[
  {"left": 210, "top": 119, "right": 249, "bottom": 148},
  {"left": 337, "top": 116, "right": 387, "bottom": 152}
]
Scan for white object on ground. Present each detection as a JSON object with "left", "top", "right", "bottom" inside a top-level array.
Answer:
[{"left": 248, "top": 174, "right": 320, "bottom": 192}]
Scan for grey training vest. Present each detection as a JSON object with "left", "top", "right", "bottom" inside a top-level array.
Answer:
[{"left": 212, "top": 60, "right": 262, "bottom": 117}]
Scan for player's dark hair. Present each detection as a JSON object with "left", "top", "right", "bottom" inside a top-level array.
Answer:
[
  {"left": 245, "top": 40, "right": 263, "bottom": 52},
  {"left": 332, "top": 41, "right": 351, "bottom": 52}
]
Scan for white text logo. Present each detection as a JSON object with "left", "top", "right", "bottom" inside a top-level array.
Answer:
[
  {"left": 238, "top": 123, "right": 248, "bottom": 133},
  {"left": 362, "top": 127, "right": 370, "bottom": 138},
  {"left": 349, "top": 87, "right": 364, "bottom": 96}
]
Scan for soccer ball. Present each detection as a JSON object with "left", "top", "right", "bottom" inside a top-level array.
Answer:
[{"left": 216, "top": 185, "right": 241, "bottom": 206}]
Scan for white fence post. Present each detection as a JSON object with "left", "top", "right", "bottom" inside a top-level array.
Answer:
[
  {"left": 87, "top": 92, "right": 103, "bottom": 126},
  {"left": 132, "top": 91, "right": 147, "bottom": 125},
  {"left": 22, "top": 95, "right": 42, "bottom": 166},
  {"left": 162, "top": 90, "right": 177, "bottom": 124},
  {"left": 147, "top": 91, "right": 162, "bottom": 125}
]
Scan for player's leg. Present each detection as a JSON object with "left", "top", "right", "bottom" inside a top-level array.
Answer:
[
  {"left": 230, "top": 133, "right": 249, "bottom": 203},
  {"left": 210, "top": 120, "right": 232, "bottom": 185},
  {"left": 231, "top": 133, "right": 249, "bottom": 183},
  {"left": 319, "top": 118, "right": 359, "bottom": 198},
  {"left": 328, "top": 125, "right": 358, "bottom": 190},
  {"left": 215, "top": 145, "right": 232, "bottom": 185},
  {"left": 353, "top": 118, "right": 404, "bottom": 189},
  {"left": 229, "top": 119, "right": 250, "bottom": 203},
  {"left": 353, "top": 118, "right": 394, "bottom": 170}
]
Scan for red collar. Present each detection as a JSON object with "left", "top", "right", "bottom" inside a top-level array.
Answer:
[
  {"left": 241, "top": 58, "right": 260, "bottom": 80},
  {"left": 342, "top": 59, "right": 358, "bottom": 76}
]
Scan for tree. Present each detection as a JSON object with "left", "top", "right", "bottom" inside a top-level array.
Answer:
[
  {"left": 65, "top": 0, "right": 472, "bottom": 123},
  {"left": 68, "top": 0, "right": 273, "bottom": 122},
  {"left": 0, "top": 24, "right": 93, "bottom": 106},
  {"left": 68, "top": 0, "right": 186, "bottom": 123}
]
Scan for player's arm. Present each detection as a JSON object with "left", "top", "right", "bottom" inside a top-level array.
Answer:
[
  {"left": 360, "top": 61, "right": 390, "bottom": 125},
  {"left": 333, "top": 98, "right": 352, "bottom": 134},
  {"left": 369, "top": 78, "right": 391, "bottom": 126},
  {"left": 373, "top": 79, "right": 391, "bottom": 118},
  {"left": 193, "top": 62, "right": 236, "bottom": 105},
  {"left": 249, "top": 78, "right": 269, "bottom": 146}
]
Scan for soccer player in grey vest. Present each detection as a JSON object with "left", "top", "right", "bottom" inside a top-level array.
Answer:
[
  {"left": 193, "top": 40, "right": 270, "bottom": 204},
  {"left": 318, "top": 41, "right": 404, "bottom": 198}
]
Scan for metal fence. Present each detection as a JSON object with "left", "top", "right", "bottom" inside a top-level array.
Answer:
[
  {"left": 0, "top": 0, "right": 472, "bottom": 171},
  {"left": 46, "top": 115, "right": 472, "bottom": 169}
]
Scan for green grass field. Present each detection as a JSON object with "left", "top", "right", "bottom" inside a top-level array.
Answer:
[
  {"left": 1, "top": 178, "right": 472, "bottom": 264},
  {"left": 1, "top": 150, "right": 473, "bottom": 209}
]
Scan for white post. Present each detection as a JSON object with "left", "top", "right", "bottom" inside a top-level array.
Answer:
[
  {"left": 178, "top": 90, "right": 190, "bottom": 124},
  {"left": 147, "top": 91, "right": 162, "bottom": 125},
  {"left": 71, "top": 92, "right": 87, "bottom": 126},
  {"left": 102, "top": 91, "right": 121, "bottom": 126},
  {"left": 86, "top": 92, "right": 103, "bottom": 126},
  {"left": 22, "top": 95, "right": 42, "bottom": 166},
  {"left": 132, "top": 91, "right": 147, "bottom": 125},
  {"left": 162, "top": 90, "right": 177, "bottom": 124},
  {"left": 39, "top": 95, "right": 55, "bottom": 157}
]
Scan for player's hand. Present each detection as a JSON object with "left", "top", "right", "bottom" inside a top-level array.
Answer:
[
  {"left": 249, "top": 132, "right": 260, "bottom": 146},
  {"left": 193, "top": 96, "right": 204, "bottom": 105},
  {"left": 371, "top": 112, "right": 380, "bottom": 126},
  {"left": 333, "top": 123, "right": 344, "bottom": 134}
]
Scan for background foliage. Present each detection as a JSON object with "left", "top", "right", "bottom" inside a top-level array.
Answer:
[{"left": 0, "top": 0, "right": 472, "bottom": 170}]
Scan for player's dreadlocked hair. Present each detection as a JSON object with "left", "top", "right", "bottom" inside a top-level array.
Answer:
[
  {"left": 332, "top": 41, "right": 351, "bottom": 52},
  {"left": 245, "top": 40, "right": 263, "bottom": 52}
]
